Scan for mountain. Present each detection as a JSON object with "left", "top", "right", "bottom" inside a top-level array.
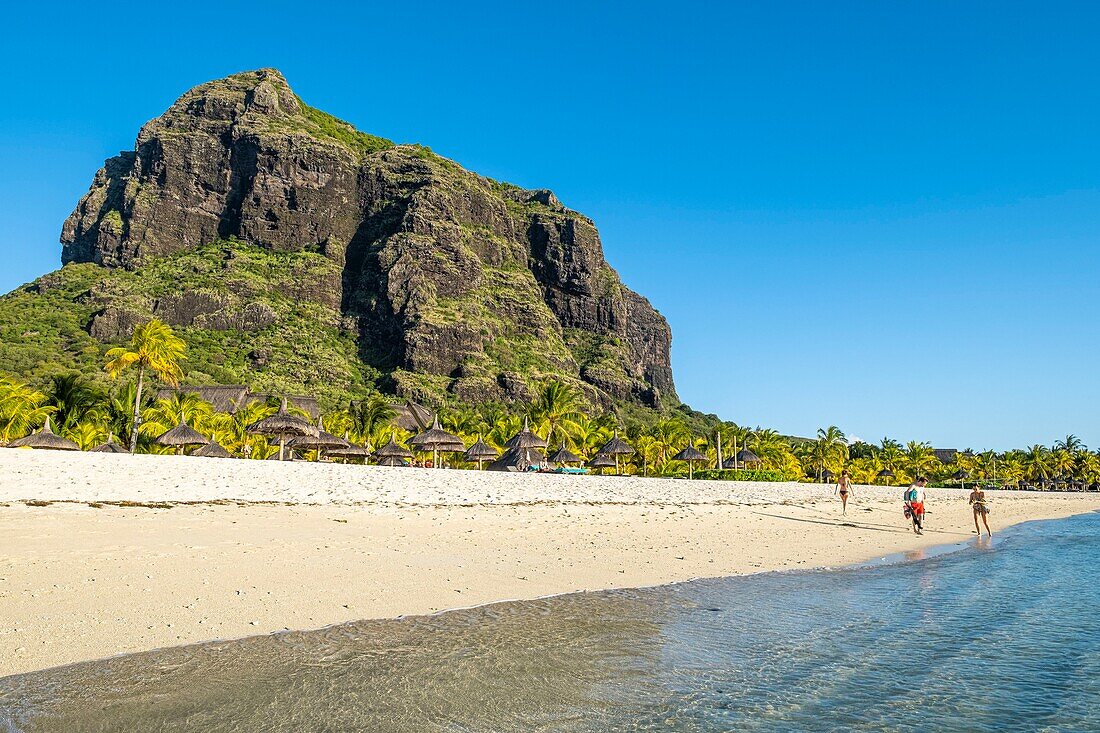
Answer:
[{"left": 2, "top": 69, "right": 677, "bottom": 409}]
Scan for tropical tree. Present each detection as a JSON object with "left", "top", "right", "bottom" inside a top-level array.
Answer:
[
  {"left": 527, "top": 380, "right": 585, "bottom": 449},
  {"left": 45, "top": 373, "right": 105, "bottom": 433},
  {"left": 903, "top": 441, "right": 940, "bottom": 481},
  {"left": 1054, "top": 435, "right": 1085, "bottom": 453},
  {"left": 1050, "top": 449, "right": 1076, "bottom": 479},
  {"left": 140, "top": 392, "right": 215, "bottom": 438},
  {"left": 0, "top": 374, "right": 53, "bottom": 442},
  {"left": 348, "top": 394, "right": 397, "bottom": 446},
  {"left": 806, "top": 426, "right": 847, "bottom": 481},
  {"left": 104, "top": 320, "right": 186, "bottom": 453},
  {"left": 1022, "top": 444, "right": 1052, "bottom": 480}
]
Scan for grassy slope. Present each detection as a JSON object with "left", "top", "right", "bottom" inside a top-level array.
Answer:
[{"left": 0, "top": 240, "right": 374, "bottom": 405}]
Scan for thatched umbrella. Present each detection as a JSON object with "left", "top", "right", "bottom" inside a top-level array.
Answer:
[
  {"left": 373, "top": 436, "right": 413, "bottom": 467},
  {"left": 548, "top": 445, "right": 584, "bottom": 466},
  {"left": 464, "top": 435, "right": 499, "bottom": 470},
  {"left": 289, "top": 416, "right": 349, "bottom": 462},
  {"left": 588, "top": 453, "right": 616, "bottom": 474},
  {"left": 6, "top": 417, "right": 80, "bottom": 451},
  {"left": 247, "top": 397, "right": 318, "bottom": 461},
  {"left": 672, "top": 443, "right": 707, "bottom": 479},
  {"left": 327, "top": 434, "right": 373, "bottom": 463},
  {"left": 192, "top": 440, "right": 232, "bottom": 458},
  {"left": 598, "top": 432, "right": 634, "bottom": 475},
  {"left": 91, "top": 433, "right": 127, "bottom": 453},
  {"left": 951, "top": 469, "right": 968, "bottom": 489},
  {"left": 506, "top": 417, "right": 548, "bottom": 450},
  {"left": 155, "top": 419, "right": 210, "bottom": 455},
  {"left": 735, "top": 448, "right": 761, "bottom": 468},
  {"left": 408, "top": 416, "right": 465, "bottom": 468},
  {"left": 821, "top": 468, "right": 836, "bottom": 483},
  {"left": 876, "top": 468, "right": 895, "bottom": 485}
]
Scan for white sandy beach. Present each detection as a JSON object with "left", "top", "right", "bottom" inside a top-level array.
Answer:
[{"left": 1, "top": 449, "right": 1097, "bottom": 677}]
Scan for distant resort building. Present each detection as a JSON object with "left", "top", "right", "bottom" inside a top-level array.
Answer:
[
  {"left": 155, "top": 385, "right": 435, "bottom": 432},
  {"left": 933, "top": 448, "right": 958, "bottom": 464}
]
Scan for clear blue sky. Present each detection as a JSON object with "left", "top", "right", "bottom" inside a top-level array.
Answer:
[{"left": 2, "top": 1, "right": 1098, "bottom": 450}]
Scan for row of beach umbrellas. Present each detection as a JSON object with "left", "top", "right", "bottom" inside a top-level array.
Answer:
[{"left": 4, "top": 401, "right": 644, "bottom": 471}]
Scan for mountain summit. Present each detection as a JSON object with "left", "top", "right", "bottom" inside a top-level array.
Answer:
[{"left": 12, "top": 69, "right": 677, "bottom": 408}]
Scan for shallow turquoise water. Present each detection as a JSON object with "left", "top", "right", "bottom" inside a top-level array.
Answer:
[{"left": 3, "top": 512, "right": 1098, "bottom": 732}]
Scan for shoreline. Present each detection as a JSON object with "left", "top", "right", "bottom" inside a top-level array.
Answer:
[
  {"left": 7, "top": 510, "right": 1086, "bottom": 684},
  {"left": 3, "top": 450, "right": 1099, "bottom": 677}
]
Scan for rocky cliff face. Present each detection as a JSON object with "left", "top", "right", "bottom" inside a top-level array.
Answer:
[{"left": 59, "top": 69, "right": 677, "bottom": 407}]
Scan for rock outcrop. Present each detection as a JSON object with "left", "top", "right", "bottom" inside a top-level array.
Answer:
[{"left": 59, "top": 69, "right": 677, "bottom": 407}]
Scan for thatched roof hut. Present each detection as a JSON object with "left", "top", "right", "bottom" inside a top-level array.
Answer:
[
  {"left": 192, "top": 441, "right": 232, "bottom": 458},
  {"left": 373, "top": 437, "right": 413, "bottom": 466},
  {"left": 155, "top": 421, "right": 210, "bottom": 449},
  {"left": 505, "top": 417, "right": 548, "bottom": 450},
  {"left": 409, "top": 416, "right": 464, "bottom": 468},
  {"left": 247, "top": 397, "right": 318, "bottom": 461},
  {"left": 289, "top": 416, "right": 349, "bottom": 460},
  {"left": 587, "top": 453, "right": 616, "bottom": 469},
  {"left": 672, "top": 443, "right": 706, "bottom": 479},
  {"left": 156, "top": 386, "right": 250, "bottom": 414},
  {"left": 328, "top": 443, "right": 372, "bottom": 461},
  {"left": 735, "top": 448, "right": 761, "bottom": 465},
  {"left": 598, "top": 433, "right": 634, "bottom": 456},
  {"left": 409, "top": 417, "right": 465, "bottom": 452},
  {"left": 488, "top": 446, "right": 546, "bottom": 472},
  {"left": 392, "top": 401, "right": 434, "bottom": 432},
  {"left": 6, "top": 417, "right": 80, "bottom": 451},
  {"left": 91, "top": 434, "right": 127, "bottom": 453},
  {"left": 464, "top": 436, "right": 498, "bottom": 470}
]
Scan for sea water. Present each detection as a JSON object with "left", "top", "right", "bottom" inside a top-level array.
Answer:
[{"left": 2, "top": 512, "right": 1098, "bottom": 732}]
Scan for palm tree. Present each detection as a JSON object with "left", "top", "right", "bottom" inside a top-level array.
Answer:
[
  {"left": 140, "top": 392, "right": 215, "bottom": 439},
  {"left": 1022, "top": 444, "right": 1052, "bottom": 481},
  {"left": 808, "top": 426, "right": 847, "bottom": 481},
  {"left": 903, "top": 441, "right": 939, "bottom": 481},
  {"left": 0, "top": 374, "right": 53, "bottom": 442},
  {"left": 45, "top": 373, "right": 105, "bottom": 433},
  {"left": 527, "top": 380, "right": 584, "bottom": 449},
  {"left": 1054, "top": 435, "right": 1085, "bottom": 453},
  {"left": 104, "top": 320, "right": 186, "bottom": 453},
  {"left": 348, "top": 394, "right": 397, "bottom": 445},
  {"left": 1050, "top": 449, "right": 1076, "bottom": 479}
]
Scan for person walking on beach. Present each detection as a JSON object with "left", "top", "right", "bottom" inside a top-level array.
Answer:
[
  {"left": 969, "top": 484, "right": 992, "bottom": 537},
  {"left": 904, "top": 477, "right": 928, "bottom": 534},
  {"left": 834, "top": 469, "right": 854, "bottom": 514}
]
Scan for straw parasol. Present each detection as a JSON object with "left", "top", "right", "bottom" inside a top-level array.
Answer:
[
  {"left": 247, "top": 397, "right": 319, "bottom": 461},
  {"left": 672, "top": 443, "right": 707, "bottom": 479},
  {"left": 192, "top": 440, "right": 232, "bottom": 458},
  {"left": 506, "top": 417, "right": 548, "bottom": 450},
  {"left": 876, "top": 468, "right": 895, "bottom": 485},
  {"left": 464, "top": 435, "right": 499, "bottom": 470},
  {"left": 6, "top": 417, "right": 80, "bottom": 451},
  {"left": 373, "top": 436, "right": 413, "bottom": 467},
  {"left": 951, "top": 469, "right": 968, "bottom": 488},
  {"left": 587, "top": 453, "right": 616, "bottom": 474},
  {"left": 91, "top": 433, "right": 127, "bottom": 453},
  {"left": 408, "top": 416, "right": 465, "bottom": 468},
  {"left": 155, "top": 419, "right": 210, "bottom": 455},
  {"left": 597, "top": 432, "right": 634, "bottom": 474},
  {"left": 548, "top": 445, "right": 584, "bottom": 466},
  {"left": 327, "top": 434, "right": 373, "bottom": 463},
  {"left": 821, "top": 468, "right": 836, "bottom": 483},
  {"left": 735, "top": 448, "right": 761, "bottom": 468},
  {"left": 289, "top": 416, "right": 349, "bottom": 461}
]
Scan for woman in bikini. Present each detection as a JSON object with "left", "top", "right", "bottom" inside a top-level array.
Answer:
[
  {"left": 969, "top": 485, "right": 992, "bottom": 537},
  {"left": 834, "top": 469, "right": 854, "bottom": 514}
]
